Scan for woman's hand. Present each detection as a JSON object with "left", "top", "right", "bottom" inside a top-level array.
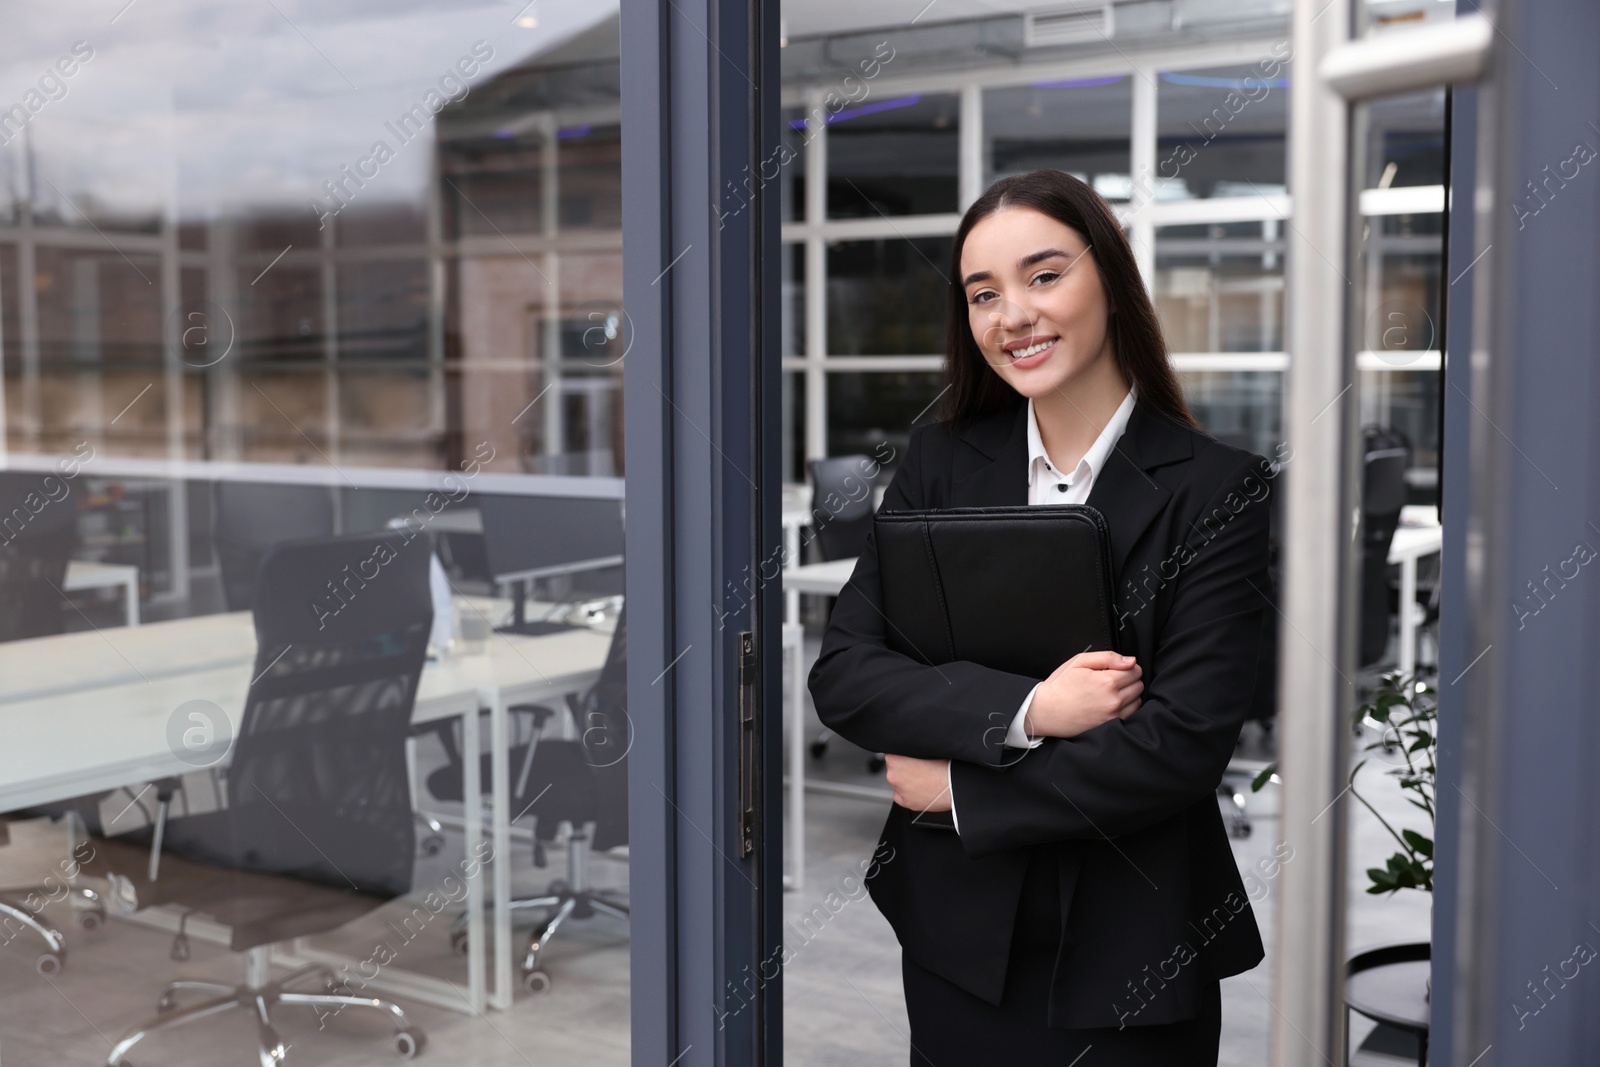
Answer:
[
  {"left": 1023, "top": 650, "right": 1143, "bottom": 740},
  {"left": 883, "top": 754, "right": 953, "bottom": 812}
]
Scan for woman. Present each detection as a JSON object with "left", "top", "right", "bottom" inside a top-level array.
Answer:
[{"left": 807, "top": 169, "right": 1278, "bottom": 1065}]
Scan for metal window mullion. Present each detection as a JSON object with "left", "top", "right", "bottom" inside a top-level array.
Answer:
[
  {"left": 959, "top": 84, "right": 983, "bottom": 209},
  {"left": 543, "top": 112, "right": 563, "bottom": 463},
  {"left": 321, "top": 214, "right": 340, "bottom": 469},
  {"left": 1130, "top": 62, "right": 1157, "bottom": 287},
  {"left": 1272, "top": 0, "right": 1356, "bottom": 1064},
  {"left": 804, "top": 88, "right": 827, "bottom": 465}
]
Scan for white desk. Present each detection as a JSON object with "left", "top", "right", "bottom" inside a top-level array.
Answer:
[
  {"left": 780, "top": 558, "right": 864, "bottom": 893},
  {"left": 781, "top": 484, "right": 812, "bottom": 626},
  {"left": 1389, "top": 508, "right": 1444, "bottom": 678},
  {"left": 783, "top": 557, "right": 856, "bottom": 598},
  {"left": 63, "top": 561, "right": 140, "bottom": 627},
  {"left": 0, "top": 609, "right": 611, "bottom": 1015}
]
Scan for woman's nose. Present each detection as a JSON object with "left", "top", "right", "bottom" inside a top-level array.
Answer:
[{"left": 978, "top": 295, "right": 1034, "bottom": 346}]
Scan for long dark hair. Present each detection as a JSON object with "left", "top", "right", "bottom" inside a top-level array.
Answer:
[{"left": 941, "top": 170, "right": 1197, "bottom": 430}]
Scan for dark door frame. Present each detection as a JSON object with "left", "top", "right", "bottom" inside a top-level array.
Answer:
[{"left": 622, "top": 0, "right": 784, "bottom": 1064}]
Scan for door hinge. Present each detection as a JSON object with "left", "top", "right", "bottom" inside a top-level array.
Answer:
[{"left": 736, "top": 630, "right": 757, "bottom": 858}]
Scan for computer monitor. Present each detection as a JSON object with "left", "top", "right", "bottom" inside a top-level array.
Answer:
[{"left": 476, "top": 493, "right": 624, "bottom": 634}]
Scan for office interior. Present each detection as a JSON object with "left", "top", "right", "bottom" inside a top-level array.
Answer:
[{"left": 0, "top": 0, "right": 1576, "bottom": 1065}]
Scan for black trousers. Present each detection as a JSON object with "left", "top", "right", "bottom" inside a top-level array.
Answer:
[{"left": 903, "top": 848, "right": 1222, "bottom": 1067}]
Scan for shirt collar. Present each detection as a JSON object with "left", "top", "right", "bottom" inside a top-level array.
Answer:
[{"left": 1026, "top": 381, "right": 1139, "bottom": 488}]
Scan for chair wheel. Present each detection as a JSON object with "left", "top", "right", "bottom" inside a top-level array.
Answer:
[
  {"left": 35, "top": 951, "right": 62, "bottom": 977},
  {"left": 78, "top": 910, "right": 104, "bottom": 931},
  {"left": 523, "top": 969, "right": 552, "bottom": 994},
  {"left": 546, "top": 879, "right": 569, "bottom": 897},
  {"left": 419, "top": 834, "right": 445, "bottom": 858},
  {"left": 157, "top": 993, "right": 177, "bottom": 1014},
  {"left": 394, "top": 1028, "right": 427, "bottom": 1059},
  {"left": 808, "top": 739, "right": 829, "bottom": 759},
  {"left": 170, "top": 933, "right": 190, "bottom": 961},
  {"left": 866, "top": 755, "right": 886, "bottom": 774},
  {"left": 449, "top": 929, "right": 470, "bottom": 957}
]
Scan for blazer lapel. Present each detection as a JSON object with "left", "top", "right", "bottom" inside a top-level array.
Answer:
[
  {"left": 950, "top": 402, "right": 1029, "bottom": 507},
  {"left": 948, "top": 396, "right": 1194, "bottom": 580},
  {"left": 1083, "top": 399, "right": 1191, "bottom": 578}
]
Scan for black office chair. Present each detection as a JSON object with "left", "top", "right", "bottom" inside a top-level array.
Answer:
[
  {"left": 1360, "top": 445, "right": 1410, "bottom": 667},
  {"left": 0, "top": 471, "right": 108, "bottom": 970},
  {"left": 426, "top": 607, "right": 630, "bottom": 993},
  {"left": 804, "top": 455, "right": 876, "bottom": 561},
  {"left": 802, "top": 456, "right": 884, "bottom": 770},
  {"left": 212, "top": 481, "right": 336, "bottom": 611},
  {"left": 93, "top": 532, "right": 432, "bottom": 1065}
]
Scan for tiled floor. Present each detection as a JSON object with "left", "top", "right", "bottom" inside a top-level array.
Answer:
[{"left": 0, "top": 650, "right": 1432, "bottom": 1066}]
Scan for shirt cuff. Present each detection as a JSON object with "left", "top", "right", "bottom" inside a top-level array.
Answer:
[
  {"left": 947, "top": 761, "right": 959, "bottom": 835},
  {"left": 1005, "top": 684, "right": 1047, "bottom": 749}
]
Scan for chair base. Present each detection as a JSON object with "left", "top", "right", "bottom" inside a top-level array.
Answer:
[
  {"left": 107, "top": 949, "right": 425, "bottom": 1066},
  {"left": 447, "top": 884, "right": 630, "bottom": 994},
  {"left": 514, "top": 886, "right": 630, "bottom": 991},
  {"left": 0, "top": 884, "right": 103, "bottom": 974}
]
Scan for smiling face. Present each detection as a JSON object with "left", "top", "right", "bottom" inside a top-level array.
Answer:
[{"left": 959, "top": 205, "right": 1117, "bottom": 401}]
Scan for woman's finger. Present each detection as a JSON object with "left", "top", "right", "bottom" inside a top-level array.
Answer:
[
  {"left": 1117, "top": 695, "right": 1142, "bottom": 719},
  {"left": 1066, "top": 649, "right": 1136, "bottom": 672}
]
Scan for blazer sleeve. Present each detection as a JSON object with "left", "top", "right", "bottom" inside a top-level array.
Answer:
[
  {"left": 947, "top": 452, "right": 1272, "bottom": 857},
  {"left": 807, "top": 426, "right": 1043, "bottom": 768}
]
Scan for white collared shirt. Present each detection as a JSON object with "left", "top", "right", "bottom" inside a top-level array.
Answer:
[{"left": 949, "top": 382, "right": 1138, "bottom": 832}]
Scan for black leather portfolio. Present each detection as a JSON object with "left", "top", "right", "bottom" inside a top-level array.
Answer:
[
  {"left": 873, "top": 504, "right": 1122, "bottom": 830},
  {"left": 874, "top": 503, "right": 1122, "bottom": 681}
]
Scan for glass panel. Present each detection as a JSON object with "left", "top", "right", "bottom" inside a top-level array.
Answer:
[
  {"left": 0, "top": 9, "right": 631, "bottom": 1063},
  {"left": 1353, "top": 89, "right": 1444, "bottom": 505},
  {"left": 781, "top": 106, "right": 808, "bottom": 222},
  {"left": 1360, "top": 368, "right": 1440, "bottom": 497},
  {"left": 825, "top": 370, "right": 942, "bottom": 471},
  {"left": 826, "top": 237, "right": 951, "bottom": 355},
  {"left": 556, "top": 123, "right": 622, "bottom": 230},
  {"left": 441, "top": 128, "right": 545, "bottom": 238},
  {"left": 783, "top": 370, "right": 806, "bottom": 484},
  {"left": 1156, "top": 59, "right": 1291, "bottom": 199},
  {"left": 1178, "top": 369, "right": 1284, "bottom": 459},
  {"left": 783, "top": 242, "right": 805, "bottom": 358},
  {"left": 1154, "top": 223, "right": 1286, "bottom": 352},
  {"left": 984, "top": 77, "right": 1133, "bottom": 194},
  {"left": 825, "top": 92, "right": 959, "bottom": 218},
  {"left": 1362, "top": 91, "right": 1447, "bottom": 189}
]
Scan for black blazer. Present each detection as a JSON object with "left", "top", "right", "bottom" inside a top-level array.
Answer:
[{"left": 807, "top": 395, "right": 1275, "bottom": 1030}]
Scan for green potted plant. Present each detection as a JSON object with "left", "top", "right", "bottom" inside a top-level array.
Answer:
[
  {"left": 1350, "top": 671, "right": 1436, "bottom": 896},
  {"left": 1250, "top": 669, "right": 1437, "bottom": 894},
  {"left": 1253, "top": 670, "right": 1438, "bottom": 1057}
]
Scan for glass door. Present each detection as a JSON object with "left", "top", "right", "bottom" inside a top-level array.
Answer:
[{"left": 0, "top": 5, "right": 653, "bottom": 1065}]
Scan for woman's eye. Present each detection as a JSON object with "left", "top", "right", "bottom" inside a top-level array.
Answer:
[
  {"left": 969, "top": 291, "right": 994, "bottom": 306},
  {"left": 1033, "top": 271, "right": 1060, "bottom": 285}
]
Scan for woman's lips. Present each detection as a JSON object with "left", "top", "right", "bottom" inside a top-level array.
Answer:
[{"left": 1006, "top": 337, "right": 1058, "bottom": 369}]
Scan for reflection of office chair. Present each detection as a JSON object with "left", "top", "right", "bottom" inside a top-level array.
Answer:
[
  {"left": 1360, "top": 446, "right": 1410, "bottom": 667},
  {"left": 803, "top": 456, "right": 883, "bottom": 770},
  {"left": 98, "top": 532, "right": 432, "bottom": 1065},
  {"left": 0, "top": 471, "right": 105, "bottom": 971},
  {"left": 427, "top": 608, "right": 630, "bottom": 993},
  {"left": 212, "top": 481, "right": 335, "bottom": 611}
]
